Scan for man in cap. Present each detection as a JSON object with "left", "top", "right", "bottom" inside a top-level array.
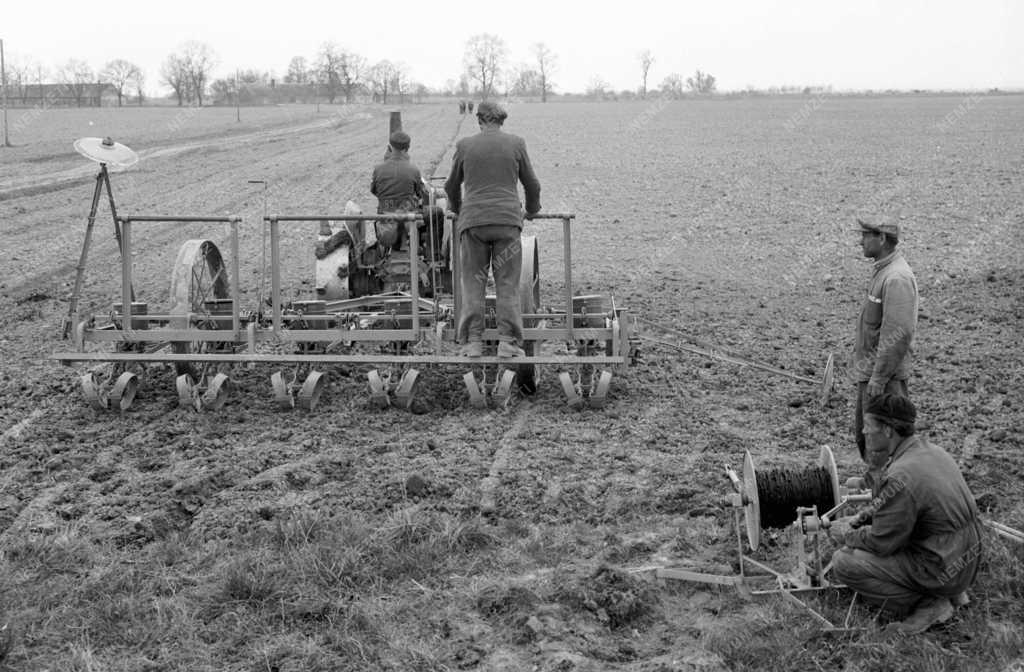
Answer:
[
  {"left": 371, "top": 130, "right": 426, "bottom": 250},
  {"left": 830, "top": 394, "right": 981, "bottom": 634},
  {"left": 851, "top": 214, "right": 918, "bottom": 489},
  {"left": 445, "top": 101, "right": 541, "bottom": 358}
]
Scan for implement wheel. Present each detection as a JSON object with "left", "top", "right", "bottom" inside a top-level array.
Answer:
[
  {"left": 589, "top": 370, "right": 613, "bottom": 409},
  {"left": 81, "top": 372, "right": 109, "bottom": 411},
  {"left": 202, "top": 372, "right": 231, "bottom": 411},
  {"left": 176, "top": 374, "right": 198, "bottom": 411},
  {"left": 109, "top": 371, "right": 139, "bottom": 411},
  {"left": 169, "top": 239, "right": 230, "bottom": 378},
  {"left": 270, "top": 371, "right": 294, "bottom": 409},
  {"left": 297, "top": 371, "right": 326, "bottom": 411},
  {"left": 367, "top": 369, "right": 390, "bottom": 409},
  {"left": 394, "top": 369, "right": 420, "bottom": 411},
  {"left": 493, "top": 369, "right": 517, "bottom": 409},
  {"left": 464, "top": 372, "right": 487, "bottom": 409}
]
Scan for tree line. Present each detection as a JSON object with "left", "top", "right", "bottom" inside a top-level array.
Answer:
[{"left": 1, "top": 35, "right": 720, "bottom": 108}]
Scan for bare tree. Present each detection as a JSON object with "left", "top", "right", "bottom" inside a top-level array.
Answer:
[
  {"left": 368, "top": 59, "right": 397, "bottom": 103},
  {"left": 585, "top": 76, "right": 610, "bottom": 100},
  {"left": 133, "top": 69, "right": 146, "bottom": 105},
  {"left": 413, "top": 82, "right": 429, "bottom": 103},
  {"left": 390, "top": 62, "right": 409, "bottom": 103},
  {"left": 58, "top": 59, "right": 95, "bottom": 106},
  {"left": 532, "top": 42, "right": 556, "bottom": 102},
  {"left": 661, "top": 73, "right": 684, "bottom": 99},
  {"left": 639, "top": 50, "right": 654, "bottom": 99},
  {"left": 316, "top": 43, "right": 343, "bottom": 103},
  {"left": 511, "top": 66, "right": 543, "bottom": 97},
  {"left": 317, "top": 43, "right": 364, "bottom": 103},
  {"left": 284, "top": 56, "right": 311, "bottom": 84},
  {"left": 686, "top": 69, "right": 716, "bottom": 94},
  {"left": 4, "top": 52, "right": 34, "bottom": 104},
  {"left": 161, "top": 53, "right": 189, "bottom": 106},
  {"left": 463, "top": 33, "right": 506, "bottom": 101},
  {"left": 182, "top": 41, "right": 216, "bottom": 106},
  {"left": 100, "top": 59, "right": 142, "bottom": 106},
  {"left": 337, "top": 50, "right": 366, "bottom": 103}
]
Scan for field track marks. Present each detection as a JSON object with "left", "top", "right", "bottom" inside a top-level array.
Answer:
[
  {"left": 479, "top": 405, "right": 532, "bottom": 514},
  {"left": 0, "top": 118, "right": 338, "bottom": 200}
]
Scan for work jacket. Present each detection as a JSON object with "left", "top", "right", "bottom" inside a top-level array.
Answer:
[
  {"left": 852, "top": 251, "right": 918, "bottom": 384},
  {"left": 444, "top": 127, "right": 541, "bottom": 232},
  {"left": 845, "top": 435, "right": 982, "bottom": 588},
  {"left": 371, "top": 151, "right": 424, "bottom": 213}
]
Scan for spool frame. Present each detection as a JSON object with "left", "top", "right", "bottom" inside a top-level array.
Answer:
[{"left": 653, "top": 445, "right": 866, "bottom": 632}]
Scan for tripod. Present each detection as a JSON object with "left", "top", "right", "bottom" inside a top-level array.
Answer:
[{"left": 62, "top": 163, "right": 133, "bottom": 339}]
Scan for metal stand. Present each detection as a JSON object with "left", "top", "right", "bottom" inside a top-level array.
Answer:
[
  {"left": 649, "top": 447, "right": 872, "bottom": 631},
  {"left": 63, "top": 163, "right": 133, "bottom": 339}
]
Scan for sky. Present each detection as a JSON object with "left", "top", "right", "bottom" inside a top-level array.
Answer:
[{"left": 2, "top": 0, "right": 1021, "bottom": 96}]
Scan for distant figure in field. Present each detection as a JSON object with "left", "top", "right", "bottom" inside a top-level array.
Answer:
[
  {"left": 459, "top": 100, "right": 466, "bottom": 114},
  {"left": 830, "top": 394, "right": 981, "bottom": 635},
  {"left": 444, "top": 101, "right": 541, "bottom": 358},
  {"left": 467, "top": 100, "right": 474, "bottom": 113},
  {"left": 851, "top": 215, "right": 918, "bottom": 492},
  {"left": 371, "top": 130, "right": 425, "bottom": 251}
]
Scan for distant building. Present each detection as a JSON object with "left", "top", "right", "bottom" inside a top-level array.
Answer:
[{"left": 9, "top": 83, "right": 120, "bottom": 108}]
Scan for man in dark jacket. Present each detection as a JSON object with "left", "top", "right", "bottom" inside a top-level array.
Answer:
[
  {"left": 851, "top": 215, "right": 918, "bottom": 489},
  {"left": 830, "top": 394, "right": 981, "bottom": 634},
  {"left": 445, "top": 101, "right": 541, "bottom": 358},
  {"left": 371, "top": 131, "right": 425, "bottom": 250}
]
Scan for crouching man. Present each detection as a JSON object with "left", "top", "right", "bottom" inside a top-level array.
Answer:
[{"left": 829, "top": 394, "right": 982, "bottom": 634}]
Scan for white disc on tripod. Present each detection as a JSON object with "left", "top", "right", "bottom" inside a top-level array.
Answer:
[{"left": 73, "top": 137, "right": 139, "bottom": 167}]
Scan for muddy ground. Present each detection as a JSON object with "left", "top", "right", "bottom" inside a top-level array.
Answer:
[{"left": 0, "top": 97, "right": 1022, "bottom": 671}]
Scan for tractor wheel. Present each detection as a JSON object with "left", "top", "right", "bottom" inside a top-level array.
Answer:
[
  {"left": 169, "top": 239, "right": 230, "bottom": 378},
  {"left": 517, "top": 235, "right": 540, "bottom": 395}
]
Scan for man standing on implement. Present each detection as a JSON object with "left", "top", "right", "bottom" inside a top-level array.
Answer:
[
  {"left": 851, "top": 215, "right": 918, "bottom": 491},
  {"left": 445, "top": 101, "right": 541, "bottom": 358}
]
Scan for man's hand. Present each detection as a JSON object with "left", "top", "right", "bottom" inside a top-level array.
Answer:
[
  {"left": 828, "top": 517, "right": 855, "bottom": 543},
  {"left": 844, "top": 476, "right": 866, "bottom": 491},
  {"left": 866, "top": 378, "right": 885, "bottom": 398},
  {"left": 849, "top": 508, "right": 873, "bottom": 529},
  {"left": 523, "top": 209, "right": 539, "bottom": 221}
]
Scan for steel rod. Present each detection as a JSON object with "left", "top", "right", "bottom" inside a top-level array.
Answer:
[
  {"left": 231, "top": 220, "right": 240, "bottom": 334},
  {"left": 270, "top": 218, "right": 282, "bottom": 331},
  {"left": 52, "top": 352, "right": 624, "bottom": 365},
  {"left": 118, "top": 216, "right": 242, "bottom": 223},
  {"left": 642, "top": 334, "right": 819, "bottom": 385},
  {"left": 120, "top": 219, "right": 132, "bottom": 334},
  {"left": 63, "top": 169, "right": 106, "bottom": 338},
  {"left": 409, "top": 211, "right": 419, "bottom": 335},
  {"left": 563, "top": 216, "right": 573, "bottom": 342}
]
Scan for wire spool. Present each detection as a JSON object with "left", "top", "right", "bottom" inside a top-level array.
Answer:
[{"left": 742, "top": 446, "right": 841, "bottom": 551}]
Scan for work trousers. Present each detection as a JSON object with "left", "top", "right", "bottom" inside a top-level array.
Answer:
[
  {"left": 832, "top": 522, "right": 982, "bottom": 617},
  {"left": 457, "top": 225, "right": 522, "bottom": 345}
]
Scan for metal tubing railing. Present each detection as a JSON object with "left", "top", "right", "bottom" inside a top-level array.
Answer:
[
  {"left": 116, "top": 216, "right": 242, "bottom": 335},
  {"left": 265, "top": 213, "right": 427, "bottom": 338},
  {"left": 515, "top": 213, "right": 575, "bottom": 341}
]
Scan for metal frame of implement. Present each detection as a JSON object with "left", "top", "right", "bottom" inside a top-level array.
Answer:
[{"left": 53, "top": 211, "right": 640, "bottom": 411}]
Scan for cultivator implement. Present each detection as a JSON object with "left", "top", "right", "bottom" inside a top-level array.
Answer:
[{"left": 53, "top": 209, "right": 641, "bottom": 412}]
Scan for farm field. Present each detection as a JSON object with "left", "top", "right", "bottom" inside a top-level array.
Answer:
[{"left": 0, "top": 96, "right": 1022, "bottom": 671}]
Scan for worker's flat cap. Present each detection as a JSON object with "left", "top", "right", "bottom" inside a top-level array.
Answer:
[
  {"left": 855, "top": 214, "right": 900, "bottom": 239},
  {"left": 476, "top": 101, "right": 508, "bottom": 123}
]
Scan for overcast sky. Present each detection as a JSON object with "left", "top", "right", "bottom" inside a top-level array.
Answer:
[{"left": 3, "top": 0, "right": 1021, "bottom": 96}]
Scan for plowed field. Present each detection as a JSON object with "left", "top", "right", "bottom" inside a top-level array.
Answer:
[{"left": 0, "top": 97, "right": 1022, "bottom": 671}]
